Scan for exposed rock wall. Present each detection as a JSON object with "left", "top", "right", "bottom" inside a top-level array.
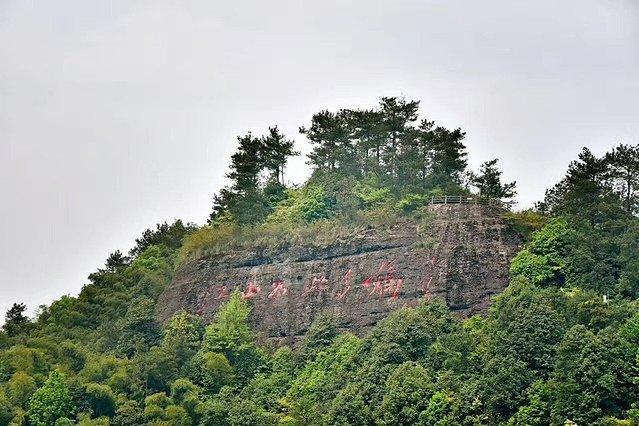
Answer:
[{"left": 156, "top": 205, "right": 522, "bottom": 343}]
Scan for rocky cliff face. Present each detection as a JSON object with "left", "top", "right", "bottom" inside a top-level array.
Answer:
[{"left": 156, "top": 205, "right": 522, "bottom": 343}]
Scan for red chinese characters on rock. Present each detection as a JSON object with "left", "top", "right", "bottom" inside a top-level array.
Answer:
[
  {"left": 268, "top": 280, "right": 289, "bottom": 299},
  {"left": 241, "top": 281, "right": 261, "bottom": 299},
  {"left": 422, "top": 276, "right": 433, "bottom": 291},
  {"left": 421, "top": 276, "right": 433, "bottom": 299},
  {"left": 419, "top": 256, "right": 438, "bottom": 299},
  {"left": 362, "top": 261, "right": 403, "bottom": 301},
  {"left": 195, "top": 285, "right": 214, "bottom": 315},
  {"left": 336, "top": 269, "right": 354, "bottom": 300},
  {"left": 386, "top": 277, "right": 403, "bottom": 300},
  {"left": 216, "top": 285, "right": 230, "bottom": 300},
  {"left": 302, "top": 276, "right": 329, "bottom": 297},
  {"left": 196, "top": 283, "right": 230, "bottom": 315}
]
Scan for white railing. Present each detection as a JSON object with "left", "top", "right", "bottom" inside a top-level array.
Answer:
[{"left": 429, "top": 195, "right": 509, "bottom": 209}]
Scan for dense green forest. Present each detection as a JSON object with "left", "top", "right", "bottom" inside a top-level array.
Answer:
[{"left": 1, "top": 97, "right": 638, "bottom": 425}]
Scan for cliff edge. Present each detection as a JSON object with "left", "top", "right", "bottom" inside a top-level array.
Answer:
[{"left": 156, "top": 204, "right": 522, "bottom": 343}]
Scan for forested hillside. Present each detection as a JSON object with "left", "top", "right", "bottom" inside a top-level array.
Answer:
[{"left": 1, "top": 97, "right": 638, "bottom": 425}]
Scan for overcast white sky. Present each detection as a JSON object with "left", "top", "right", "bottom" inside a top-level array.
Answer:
[{"left": 1, "top": 0, "right": 638, "bottom": 319}]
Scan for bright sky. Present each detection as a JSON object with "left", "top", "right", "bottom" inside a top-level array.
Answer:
[{"left": 1, "top": 0, "right": 638, "bottom": 319}]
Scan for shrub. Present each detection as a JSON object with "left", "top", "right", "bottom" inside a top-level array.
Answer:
[
  {"left": 397, "top": 193, "right": 429, "bottom": 213},
  {"left": 177, "top": 222, "right": 240, "bottom": 263},
  {"left": 510, "top": 218, "right": 573, "bottom": 286},
  {"left": 502, "top": 210, "right": 549, "bottom": 241},
  {"left": 6, "top": 371, "right": 37, "bottom": 409},
  {"left": 353, "top": 181, "right": 393, "bottom": 209},
  {"left": 112, "top": 400, "right": 144, "bottom": 426},
  {"left": 510, "top": 250, "right": 563, "bottom": 286},
  {"left": 28, "top": 371, "right": 76, "bottom": 426},
  {"left": 0, "top": 390, "right": 13, "bottom": 425},
  {"left": 82, "top": 383, "right": 116, "bottom": 418},
  {"left": 187, "top": 352, "right": 235, "bottom": 393},
  {"left": 291, "top": 186, "right": 333, "bottom": 223}
]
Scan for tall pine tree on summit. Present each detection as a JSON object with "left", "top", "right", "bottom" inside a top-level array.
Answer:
[
  {"left": 262, "top": 126, "right": 298, "bottom": 186},
  {"left": 472, "top": 159, "right": 516, "bottom": 200},
  {"left": 210, "top": 128, "right": 298, "bottom": 225}
]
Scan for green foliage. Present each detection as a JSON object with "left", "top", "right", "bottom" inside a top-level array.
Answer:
[
  {"left": 508, "top": 380, "right": 551, "bottom": 426},
  {"left": 187, "top": 351, "right": 235, "bottom": 393},
  {"left": 510, "top": 218, "right": 573, "bottom": 286},
  {"left": 3, "top": 303, "right": 31, "bottom": 337},
  {"left": 502, "top": 210, "right": 549, "bottom": 241},
  {"left": 606, "top": 143, "right": 639, "bottom": 215},
  {"left": 0, "top": 219, "right": 188, "bottom": 423},
  {"left": 81, "top": 383, "right": 116, "bottom": 418},
  {"left": 129, "top": 220, "right": 195, "bottom": 258},
  {"left": 510, "top": 250, "right": 560, "bottom": 286},
  {"left": 471, "top": 158, "right": 517, "bottom": 200},
  {"left": 296, "top": 186, "right": 333, "bottom": 222},
  {"left": 162, "top": 311, "right": 204, "bottom": 364},
  {"left": 202, "top": 293, "right": 264, "bottom": 386},
  {"left": 302, "top": 313, "right": 339, "bottom": 360},
  {"left": 28, "top": 371, "right": 76, "bottom": 426},
  {"left": 352, "top": 180, "right": 393, "bottom": 209},
  {"left": 115, "top": 296, "right": 161, "bottom": 358},
  {"left": 143, "top": 392, "right": 191, "bottom": 426},
  {"left": 0, "top": 345, "right": 48, "bottom": 378},
  {"left": 204, "top": 292, "right": 252, "bottom": 354},
  {"left": 324, "top": 383, "right": 372, "bottom": 426},
  {"left": 419, "top": 391, "right": 454, "bottom": 425},
  {"left": 266, "top": 186, "right": 335, "bottom": 225},
  {"left": 139, "top": 345, "right": 180, "bottom": 393},
  {"left": 490, "top": 282, "right": 567, "bottom": 374},
  {"left": 112, "top": 400, "right": 144, "bottom": 426},
  {"left": 376, "top": 362, "right": 433, "bottom": 425},
  {"left": 0, "top": 390, "right": 13, "bottom": 426},
  {"left": 209, "top": 127, "right": 299, "bottom": 226},
  {"left": 6, "top": 372, "right": 37, "bottom": 409},
  {"left": 284, "top": 333, "right": 361, "bottom": 423},
  {"left": 551, "top": 325, "right": 637, "bottom": 424},
  {"left": 618, "top": 221, "right": 639, "bottom": 298},
  {"left": 0, "top": 331, "right": 9, "bottom": 351},
  {"left": 538, "top": 146, "right": 628, "bottom": 225},
  {"left": 397, "top": 193, "right": 429, "bottom": 213},
  {"left": 301, "top": 96, "right": 469, "bottom": 192}
]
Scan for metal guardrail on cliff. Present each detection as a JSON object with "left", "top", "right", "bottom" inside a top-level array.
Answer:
[{"left": 429, "top": 195, "right": 511, "bottom": 209}]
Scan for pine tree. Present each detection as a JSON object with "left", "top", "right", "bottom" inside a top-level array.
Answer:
[
  {"left": 227, "top": 133, "right": 265, "bottom": 194},
  {"left": 210, "top": 128, "right": 298, "bottom": 224},
  {"left": 379, "top": 97, "right": 420, "bottom": 178},
  {"left": 606, "top": 143, "right": 639, "bottom": 215},
  {"left": 3, "top": 303, "right": 29, "bottom": 337},
  {"left": 262, "top": 126, "right": 298, "bottom": 185},
  {"left": 405, "top": 118, "right": 436, "bottom": 188},
  {"left": 105, "top": 250, "right": 129, "bottom": 272},
  {"left": 538, "top": 148, "right": 618, "bottom": 224},
  {"left": 301, "top": 110, "right": 353, "bottom": 173},
  {"left": 429, "top": 126, "right": 468, "bottom": 188},
  {"left": 347, "top": 109, "right": 385, "bottom": 175},
  {"left": 395, "top": 126, "right": 427, "bottom": 191},
  {"left": 210, "top": 133, "right": 267, "bottom": 224},
  {"left": 472, "top": 159, "right": 516, "bottom": 199}
]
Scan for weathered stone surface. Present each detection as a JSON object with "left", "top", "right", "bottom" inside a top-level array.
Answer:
[{"left": 156, "top": 205, "right": 522, "bottom": 343}]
